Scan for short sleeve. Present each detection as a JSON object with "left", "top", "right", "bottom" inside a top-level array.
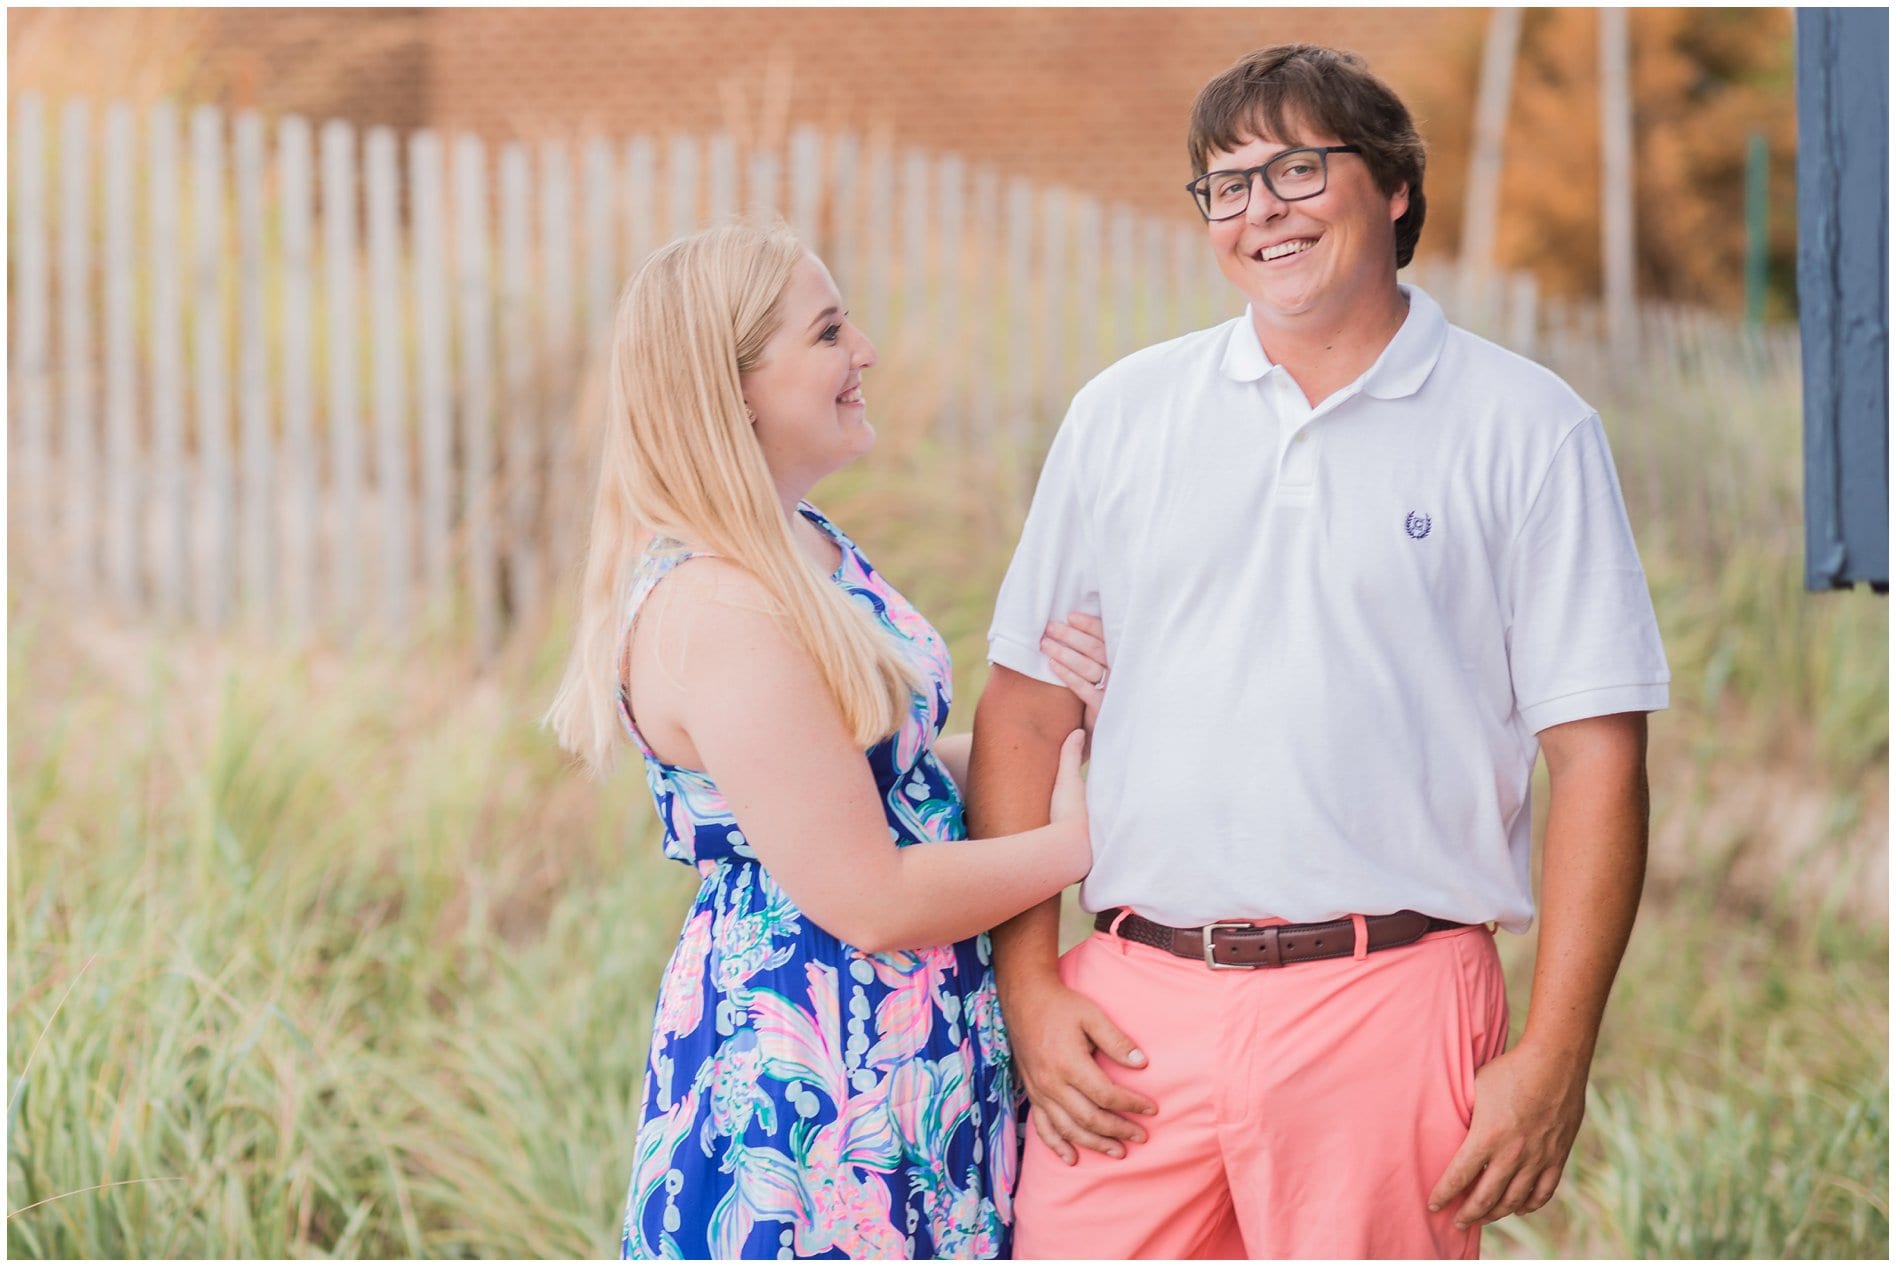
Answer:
[
  {"left": 1506, "top": 413, "right": 1671, "bottom": 733},
  {"left": 986, "top": 407, "right": 1102, "bottom": 685}
]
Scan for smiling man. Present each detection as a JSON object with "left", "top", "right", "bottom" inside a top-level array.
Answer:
[{"left": 966, "top": 44, "right": 1670, "bottom": 1258}]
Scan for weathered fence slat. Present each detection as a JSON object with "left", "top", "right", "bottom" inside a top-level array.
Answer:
[
  {"left": 863, "top": 134, "right": 894, "bottom": 333},
  {"left": 455, "top": 133, "right": 499, "bottom": 658},
  {"left": 624, "top": 134, "right": 658, "bottom": 270},
  {"left": 1197, "top": 229, "right": 1227, "bottom": 325},
  {"left": 366, "top": 126, "right": 411, "bottom": 636},
  {"left": 499, "top": 143, "right": 541, "bottom": 624},
  {"left": 540, "top": 140, "right": 577, "bottom": 378},
  {"left": 1004, "top": 176, "right": 1034, "bottom": 469},
  {"left": 788, "top": 126, "right": 822, "bottom": 247},
  {"left": 234, "top": 109, "right": 272, "bottom": 623},
  {"left": 1109, "top": 207, "right": 1137, "bottom": 360},
  {"left": 582, "top": 136, "right": 617, "bottom": 348},
  {"left": 321, "top": 118, "right": 362, "bottom": 635},
  {"left": 748, "top": 147, "right": 781, "bottom": 221},
  {"left": 864, "top": 135, "right": 898, "bottom": 333},
  {"left": 102, "top": 101, "right": 140, "bottom": 607},
  {"left": 667, "top": 134, "right": 699, "bottom": 249},
  {"left": 409, "top": 130, "right": 452, "bottom": 623},
  {"left": 1037, "top": 187, "right": 1069, "bottom": 441},
  {"left": 1141, "top": 218, "right": 1170, "bottom": 347},
  {"left": 827, "top": 133, "right": 861, "bottom": 296},
  {"left": 706, "top": 132, "right": 736, "bottom": 225},
  {"left": 1072, "top": 196, "right": 1102, "bottom": 386},
  {"left": 148, "top": 103, "right": 188, "bottom": 618},
  {"left": 967, "top": 165, "right": 1000, "bottom": 468},
  {"left": 541, "top": 138, "right": 582, "bottom": 580},
  {"left": 900, "top": 149, "right": 929, "bottom": 341},
  {"left": 935, "top": 153, "right": 966, "bottom": 453},
  {"left": 279, "top": 115, "right": 317, "bottom": 638},
  {"left": 60, "top": 99, "right": 97, "bottom": 593},
  {"left": 1171, "top": 228, "right": 1200, "bottom": 338},
  {"left": 192, "top": 104, "right": 233, "bottom": 629},
  {"left": 13, "top": 97, "right": 51, "bottom": 554}
]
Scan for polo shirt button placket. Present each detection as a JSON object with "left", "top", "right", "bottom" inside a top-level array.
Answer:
[{"left": 1279, "top": 427, "right": 1316, "bottom": 506}]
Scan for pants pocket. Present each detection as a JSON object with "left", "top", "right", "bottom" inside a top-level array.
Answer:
[{"left": 1446, "top": 930, "right": 1510, "bottom": 1128}]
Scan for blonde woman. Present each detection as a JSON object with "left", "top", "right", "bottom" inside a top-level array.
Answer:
[{"left": 548, "top": 222, "right": 1114, "bottom": 1260}]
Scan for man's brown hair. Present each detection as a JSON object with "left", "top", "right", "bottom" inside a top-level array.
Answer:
[{"left": 1188, "top": 44, "right": 1427, "bottom": 268}]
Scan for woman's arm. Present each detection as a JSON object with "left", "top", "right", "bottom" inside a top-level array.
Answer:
[{"left": 657, "top": 559, "right": 1090, "bottom": 954}]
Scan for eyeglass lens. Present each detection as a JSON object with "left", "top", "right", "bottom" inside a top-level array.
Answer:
[{"left": 1199, "top": 150, "right": 1328, "bottom": 217}]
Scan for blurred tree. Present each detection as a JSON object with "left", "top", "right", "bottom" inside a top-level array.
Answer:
[
  {"left": 1458, "top": 7, "right": 1523, "bottom": 304},
  {"left": 1495, "top": 8, "right": 1798, "bottom": 316}
]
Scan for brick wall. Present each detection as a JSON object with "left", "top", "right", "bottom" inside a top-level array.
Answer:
[
  {"left": 7, "top": 8, "right": 429, "bottom": 129},
  {"left": 208, "top": 8, "right": 430, "bottom": 132},
  {"left": 424, "top": 8, "right": 1487, "bottom": 244}
]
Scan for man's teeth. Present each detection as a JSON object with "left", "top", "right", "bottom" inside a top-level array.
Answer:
[
  {"left": 837, "top": 387, "right": 863, "bottom": 404},
  {"left": 1259, "top": 238, "right": 1316, "bottom": 262}
]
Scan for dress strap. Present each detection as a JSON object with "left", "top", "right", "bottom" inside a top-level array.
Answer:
[
  {"left": 797, "top": 500, "right": 853, "bottom": 551},
  {"left": 615, "top": 536, "right": 714, "bottom": 744},
  {"left": 619, "top": 535, "right": 709, "bottom": 643}
]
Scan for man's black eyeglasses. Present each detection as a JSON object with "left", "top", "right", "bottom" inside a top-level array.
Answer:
[{"left": 1186, "top": 146, "right": 1362, "bottom": 221}]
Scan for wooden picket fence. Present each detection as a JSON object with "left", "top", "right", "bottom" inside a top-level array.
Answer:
[{"left": 8, "top": 94, "right": 1801, "bottom": 655}]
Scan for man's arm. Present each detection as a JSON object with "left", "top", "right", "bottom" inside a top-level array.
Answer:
[
  {"left": 969, "top": 666, "right": 1156, "bottom": 1164},
  {"left": 1428, "top": 711, "right": 1650, "bottom": 1226}
]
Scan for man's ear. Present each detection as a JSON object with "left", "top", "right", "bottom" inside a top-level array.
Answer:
[{"left": 1389, "top": 181, "right": 1410, "bottom": 224}]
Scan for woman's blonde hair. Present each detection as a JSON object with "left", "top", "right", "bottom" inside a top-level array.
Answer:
[{"left": 546, "top": 220, "right": 918, "bottom": 777}]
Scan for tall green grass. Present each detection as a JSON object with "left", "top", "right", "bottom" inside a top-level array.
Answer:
[
  {"left": 6, "top": 618, "right": 693, "bottom": 1257},
  {"left": 9, "top": 354, "right": 1886, "bottom": 1256},
  {"left": 1488, "top": 887, "right": 1887, "bottom": 1257}
]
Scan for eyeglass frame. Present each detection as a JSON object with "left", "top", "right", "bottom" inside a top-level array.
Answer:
[{"left": 1185, "top": 145, "right": 1364, "bottom": 222}]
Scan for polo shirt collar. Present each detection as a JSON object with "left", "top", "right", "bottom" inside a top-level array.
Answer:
[
  {"left": 1219, "top": 308, "right": 1276, "bottom": 382},
  {"left": 1218, "top": 283, "right": 1449, "bottom": 400}
]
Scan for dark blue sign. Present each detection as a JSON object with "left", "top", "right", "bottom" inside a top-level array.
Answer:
[{"left": 1797, "top": 8, "right": 1889, "bottom": 592}]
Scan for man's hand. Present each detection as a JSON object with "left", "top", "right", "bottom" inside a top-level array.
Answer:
[
  {"left": 1430, "top": 711, "right": 1650, "bottom": 1229},
  {"left": 1005, "top": 972, "right": 1157, "bottom": 1165},
  {"left": 1428, "top": 1041, "right": 1587, "bottom": 1227}
]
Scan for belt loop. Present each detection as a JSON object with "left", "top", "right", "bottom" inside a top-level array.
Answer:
[
  {"left": 1351, "top": 913, "right": 1369, "bottom": 961},
  {"left": 1107, "top": 907, "right": 1131, "bottom": 954}
]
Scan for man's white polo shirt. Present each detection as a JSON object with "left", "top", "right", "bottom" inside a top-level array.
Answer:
[{"left": 987, "top": 285, "right": 1669, "bottom": 932}]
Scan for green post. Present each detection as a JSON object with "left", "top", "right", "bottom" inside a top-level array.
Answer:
[{"left": 1745, "top": 131, "right": 1768, "bottom": 328}]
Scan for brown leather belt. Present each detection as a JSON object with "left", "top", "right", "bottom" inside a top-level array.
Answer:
[{"left": 1094, "top": 908, "right": 1470, "bottom": 969}]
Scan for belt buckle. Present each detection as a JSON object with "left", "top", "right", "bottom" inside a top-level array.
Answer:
[{"left": 1201, "top": 921, "right": 1270, "bottom": 970}]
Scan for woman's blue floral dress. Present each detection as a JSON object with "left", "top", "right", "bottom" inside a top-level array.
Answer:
[{"left": 618, "top": 504, "right": 1016, "bottom": 1260}]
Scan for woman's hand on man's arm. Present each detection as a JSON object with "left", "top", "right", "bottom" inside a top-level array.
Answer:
[{"left": 669, "top": 560, "right": 1090, "bottom": 953}]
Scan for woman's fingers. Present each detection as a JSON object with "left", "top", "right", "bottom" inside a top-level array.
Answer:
[
  {"left": 1057, "top": 728, "right": 1086, "bottom": 771},
  {"left": 1065, "top": 610, "right": 1107, "bottom": 644},
  {"left": 1041, "top": 634, "right": 1107, "bottom": 688},
  {"left": 1050, "top": 615, "right": 1107, "bottom": 663},
  {"left": 1048, "top": 656, "right": 1096, "bottom": 696}
]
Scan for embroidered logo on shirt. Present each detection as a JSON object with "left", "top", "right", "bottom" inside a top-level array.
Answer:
[{"left": 1404, "top": 511, "right": 1433, "bottom": 540}]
